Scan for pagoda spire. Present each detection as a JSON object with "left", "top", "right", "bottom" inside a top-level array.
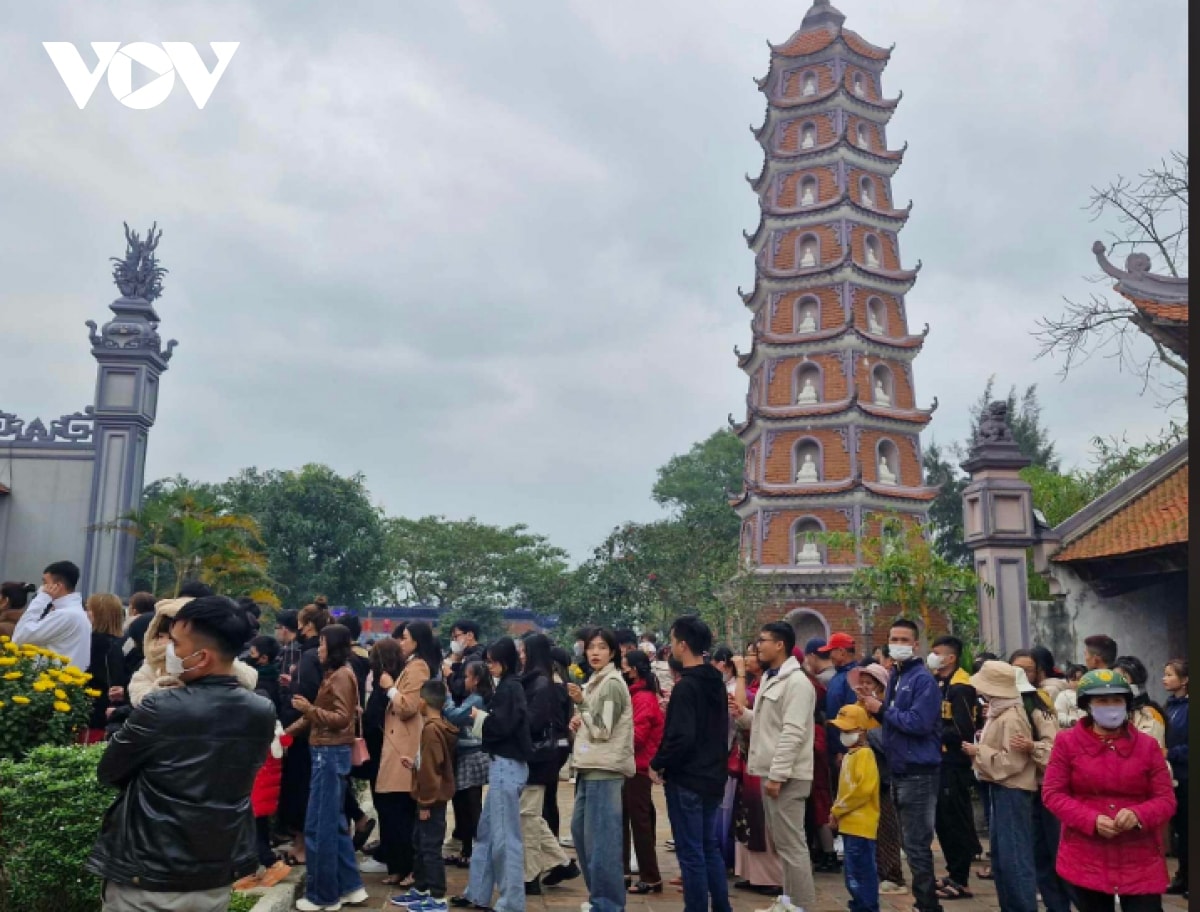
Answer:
[{"left": 801, "top": 0, "right": 845, "bottom": 31}]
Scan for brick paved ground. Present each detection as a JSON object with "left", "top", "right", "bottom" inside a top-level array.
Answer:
[{"left": 268, "top": 785, "right": 1186, "bottom": 912}]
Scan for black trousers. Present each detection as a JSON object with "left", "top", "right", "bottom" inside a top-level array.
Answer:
[
  {"left": 344, "top": 782, "right": 365, "bottom": 825},
  {"left": 376, "top": 791, "right": 417, "bottom": 878},
  {"left": 1173, "top": 780, "right": 1188, "bottom": 886},
  {"left": 935, "top": 764, "right": 979, "bottom": 886},
  {"left": 542, "top": 746, "right": 570, "bottom": 837},
  {"left": 255, "top": 815, "right": 275, "bottom": 868},
  {"left": 1071, "top": 886, "right": 1162, "bottom": 912},
  {"left": 453, "top": 786, "right": 484, "bottom": 858},
  {"left": 413, "top": 803, "right": 449, "bottom": 898}
]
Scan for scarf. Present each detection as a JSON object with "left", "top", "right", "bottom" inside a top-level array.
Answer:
[{"left": 980, "top": 696, "right": 1022, "bottom": 740}]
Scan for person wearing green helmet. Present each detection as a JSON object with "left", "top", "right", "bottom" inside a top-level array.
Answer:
[{"left": 1042, "top": 669, "right": 1177, "bottom": 911}]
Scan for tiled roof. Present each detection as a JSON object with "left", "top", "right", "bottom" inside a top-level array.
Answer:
[
  {"left": 1130, "top": 296, "right": 1189, "bottom": 323},
  {"left": 775, "top": 28, "right": 837, "bottom": 57},
  {"left": 840, "top": 30, "right": 891, "bottom": 60},
  {"left": 1053, "top": 463, "right": 1188, "bottom": 562},
  {"left": 861, "top": 480, "right": 939, "bottom": 501}
]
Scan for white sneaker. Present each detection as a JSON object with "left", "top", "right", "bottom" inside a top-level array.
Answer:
[
  {"left": 296, "top": 899, "right": 342, "bottom": 912},
  {"left": 879, "top": 881, "right": 908, "bottom": 895},
  {"left": 341, "top": 887, "right": 370, "bottom": 906},
  {"left": 559, "top": 835, "right": 574, "bottom": 848},
  {"left": 580, "top": 903, "right": 592, "bottom": 912},
  {"left": 359, "top": 857, "right": 389, "bottom": 873},
  {"left": 754, "top": 895, "right": 797, "bottom": 912}
]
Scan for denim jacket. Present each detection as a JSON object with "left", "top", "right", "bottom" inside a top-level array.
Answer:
[
  {"left": 879, "top": 657, "right": 942, "bottom": 775},
  {"left": 444, "top": 692, "right": 485, "bottom": 754}
]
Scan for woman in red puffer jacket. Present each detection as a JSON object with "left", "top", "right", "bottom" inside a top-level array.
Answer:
[
  {"left": 1043, "top": 670, "right": 1175, "bottom": 910},
  {"left": 622, "top": 649, "right": 664, "bottom": 894}
]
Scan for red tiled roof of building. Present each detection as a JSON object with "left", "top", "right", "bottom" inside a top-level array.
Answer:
[
  {"left": 1053, "top": 463, "right": 1188, "bottom": 562},
  {"left": 840, "top": 29, "right": 891, "bottom": 60},
  {"left": 1129, "top": 296, "right": 1189, "bottom": 323},
  {"left": 775, "top": 27, "right": 838, "bottom": 57}
]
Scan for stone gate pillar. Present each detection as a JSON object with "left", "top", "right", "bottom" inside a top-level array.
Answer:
[
  {"left": 960, "top": 401, "right": 1034, "bottom": 656},
  {"left": 81, "top": 224, "right": 176, "bottom": 598}
]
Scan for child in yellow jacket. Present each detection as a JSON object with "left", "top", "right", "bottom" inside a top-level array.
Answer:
[{"left": 830, "top": 704, "right": 880, "bottom": 912}]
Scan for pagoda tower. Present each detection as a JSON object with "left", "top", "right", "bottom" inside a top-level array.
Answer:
[{"left": 730, "top": 0, "right": 939, "bottom": 646}]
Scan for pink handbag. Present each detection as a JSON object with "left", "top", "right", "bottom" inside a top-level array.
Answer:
[{"left": 350, "top": 709, "right": 370, "bottom": 767}]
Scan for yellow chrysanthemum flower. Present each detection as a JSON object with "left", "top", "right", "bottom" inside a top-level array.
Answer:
[
  {"left": 3, "top": 672, "right": 22, "bottom": 681},
  {"left": 0, "top": 656, "right": 17, "bottom": 666},
  {"left": 11, "top": 696, "right": 29, "bottom": 705},
  {"left": 0, "top": 634, "right": 9, "bottom": 642},
  {"left": 53, "top": 701, "right": 72, "bottom": 713},
  {"left": 54, "top": 689, "right": 68, "bottom": 700},
  {"left": 85, "top": 688, "right": 101, "bottom": 698},
  {"left": 45, "top": 669, "right": 61, "bottom": 679},
  {"left": 3, "top": 642, "right": 18, "bottom": 653},
  {"left": 33, "top": 682, "right": 54, "bottom": 692}
]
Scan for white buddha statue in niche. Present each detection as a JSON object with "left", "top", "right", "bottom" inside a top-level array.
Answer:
[
  {"left": 861, "top": 185, "right": 874, "bottom": 209},
  {"left": 854, "top": 76, "right": 866, "bottom": 97},
  {"left": 857, "top": 127, "right": 871, "bottom": 149},
  {"left": 803, "top": 74, "right": 816, "bottom": 96},
  {"left": 797, "top": 308, "right": 817, "bottom": 333},
  {"left": 874, "top": 379, "right": 891, "bottom": 406},
  {"left": 796, "top": 453, "right": 819, "bottom": 483},
  {"left": 867, "top": 307, "right": 885, "bottom": 334},
  {"left": 878, "top": 456, "right": 897, "bottom": 485},
  {"left": 796, "top": 375, "right": 818, "bottom": 403},
  {"left": 796, "top": 535, "right": 821, "bottom": 565},
  {"left": 801, "top": 127, "right": 816, "bottom": 149},
  {"left": 800, "top": 182, "right": 816, "bottom": 206},
  {"left": 799, "top": 243, "right": 817, "bottom": 268},
  {"left": 865, "top": 241, "right": 880, "bottom": 268}
]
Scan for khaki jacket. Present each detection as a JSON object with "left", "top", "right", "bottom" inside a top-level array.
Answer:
[
  {"left": 376, "top": 658, "right": 430, "bottom": 793},
  {"left": 572, "top": 663, "right": 635, "bottom": 778},
  {"left": 735, "top": 655, "right": 815, "bottom": 783},
  {"left": 973, "top": 703, "right": 1037, "bottom": 791},
  {"left": 286, "top": 664, "right": 358, "bottom": 746}
]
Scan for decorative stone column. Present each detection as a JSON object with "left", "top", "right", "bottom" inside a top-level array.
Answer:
[
  {"left": 960, "top": 401, "right": 1034, "bottom": 656},
  {"left": 81, "top": 224, "right": 176, "bottom": 597}
]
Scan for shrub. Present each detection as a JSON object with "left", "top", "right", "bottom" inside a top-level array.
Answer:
[
  {"left": 0, "top": 637, "right": 94, "bottom": 760},
  {"left": 0, "top": 744, "right": 113, "bottom": 912},
  {"left": 228, "top": 892, "right": 259, "bottom": 912}
]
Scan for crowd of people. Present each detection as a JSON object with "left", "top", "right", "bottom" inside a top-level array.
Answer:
[{"left": 0, "top": 559, "right": 1188, "bottom": 912}]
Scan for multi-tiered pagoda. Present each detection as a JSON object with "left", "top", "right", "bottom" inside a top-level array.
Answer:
[{"left": 730, "top": 0, "right": 938, "bottom": 645}]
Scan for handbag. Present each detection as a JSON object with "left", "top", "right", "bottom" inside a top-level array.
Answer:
[{"left": 350, "top": 708, "right": 370, "bottom": 768}]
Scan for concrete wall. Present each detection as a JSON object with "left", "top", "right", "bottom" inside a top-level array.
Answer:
[
  {"left": 1038, "top": 568, "right": 1187, "bottom": 706},
  {"left": 0, "top": 448, "right": 95, "bottom": 587}
]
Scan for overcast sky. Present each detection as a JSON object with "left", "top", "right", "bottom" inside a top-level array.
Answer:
[{"left": 2, "top": 1, "right": 1188, "bottom": 562}]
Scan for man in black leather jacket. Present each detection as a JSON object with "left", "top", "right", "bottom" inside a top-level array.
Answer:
[{"left": 87, "top": 596, "right": 276, "bottom": 912}]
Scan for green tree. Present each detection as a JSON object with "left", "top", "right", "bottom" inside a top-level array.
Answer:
[
  {"left": 923, "top": 439, "right": 970, "bottom": 566},
  {"left": 122, "top": 477, "right": 275, "bottom": 600},
  {"left": 385, "top": 516, "right": 570, "bottom": 641},
  {"left": 968, "top": 377, "right": 1060, "bottom": 471},
  {"left": 219, "top": 464, "right": 390, "bottom": 607}
]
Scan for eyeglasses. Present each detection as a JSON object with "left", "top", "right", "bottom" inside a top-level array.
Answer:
[{"left": 755, "top": 636, "right": 778, "bottom": 646}]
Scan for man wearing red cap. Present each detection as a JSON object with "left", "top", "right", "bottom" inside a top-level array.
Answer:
[{"left": 818, "top": 633, "right": 859, "bottom": 722}]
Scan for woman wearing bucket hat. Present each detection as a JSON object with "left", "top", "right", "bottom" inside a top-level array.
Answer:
[
  {"left": 1042, "top": 669, "right": 1176, "bottom": 912},
  {"left": 960, "top": 661, "right": 1037, "bottom": 912},
  {"left": 849, "top": 663, "right": 906, "bottom": 895}
]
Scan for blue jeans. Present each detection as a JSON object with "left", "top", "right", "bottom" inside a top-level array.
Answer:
[
  {"left": 665, "top": 782, "right": 731, "bottom": 912},
  {"left": 304, "top": 745, "right": 365, "bottom": 906},
  {"left": 843, "top": 835, "right": 879, "bottom": 912},
  {"left": 571, "top": 776, "right": 626, "bottom": 912},
  {"left": 892, "top": 771, "right": 942, "bottom": 912},
  {"left": 988, "top": 786, "right": 1037, "bottom": 912},
  {"left": 466, "top": 757, "right": 527, "bottom": 912}
]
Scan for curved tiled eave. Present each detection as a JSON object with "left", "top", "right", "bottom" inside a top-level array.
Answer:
[
  {"left": 730, "top": 482, "right": 932, "bottom": 514},
  {"left": 770, "top": 84, "right": 900, "bottom": 114},
  {"left": 747, "top": 140, "right": 906, "bottom": 190},
  {"left": 769, "top": 27, "right": 892, "bottom": 63},
  {"left": 757, "top": 249, "right": 921, "bottom": 285},
  {"left": 739, "top": 267, "right": 916, "bottom": 308},
  {"left": 742, "top": 323, "right": 929, "bottom": 356},
  {"left": 746, "top": 400, "right": 935, "bottom": 428},
  {"left": 745, "top": 198, "right": 911, "bottom": 249}
]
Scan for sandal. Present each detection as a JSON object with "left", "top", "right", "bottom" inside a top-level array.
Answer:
[
  {"left": 628, "top": 881, "right": 663, "bottom": 895},
  {"left": 975, "top": 866, "right": 993, "bottom": 881},
  {"left": 382, "top": 875, "right": 413, "bottom": 887},
  {"left": 280, "top": 852, "right": 304, "bottom": 867},
  {"left": 935, "top": 879, "right": 973, "bottom": 900}
]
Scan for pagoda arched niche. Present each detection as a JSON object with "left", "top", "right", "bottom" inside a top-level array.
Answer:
[
  {"left": 791, "top": 515, "right": 827, "bottom": 566},
  {"left": 871, "top": 362, "right": 894, "bottom": 405},
  {"left": 875, "top": 438, "right": 901, "bottom": 486},
  {"left": 855, "top": 122, "right": 871, "bottom": 150},
  {"left": 783, "top": 608, "right": 830, "bottom": 649},
  {"left": 852, "top": 72, "right": 866, "bottom": 97},
  {"left": 793, "top": 360, "right": 823, "bottom": 404},
  {"left": 794, "top": 295, "right": 821, "bottom": 334},
  {"left": 797, "top": 233, "right": 820, "bottom": 269},
  {"left": 866, "top": 296, "right": 888, "bottom": 335},
  {"left": 802, "top": 71, "right": 818, "bottom": 97},
  {"left": 863, "top": 233, "right": 882, "bottom": 268},
  {"left": 799, "top": 175, "right": 819, "bottom": 207},
  {"left": 800, "top": 121, "right": 817, "bottom": 150},
  {"left": 793, "top": 437, "right": 823, "bottom": 484},
  {"left": 859, "top": 176, "right": 875, "bottom": 209}
]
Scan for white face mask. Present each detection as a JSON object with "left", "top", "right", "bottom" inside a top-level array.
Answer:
[
  {"left": 640, "top": 642, "right": 656, "bottom": 657},
  {"left": 839, "top": 731, "right": 861, "bottom": 748},
  {"left": 926, "top": 653, "right": 944, "bottom": 672},
  {"left": 165, "top": 641, "right": 201, "bottom": 677},
  {"left": 889, "top": 644, "right": 914, "bottom": 663},
  {"left": 817, "top": 666, "right": 836, "bottom": 684},
  {"left": 450, "top": 639, "right": 465, "bottom": 656}
]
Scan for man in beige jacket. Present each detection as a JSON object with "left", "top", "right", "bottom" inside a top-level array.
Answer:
[{"left": 729, "top": 622, "right": 817, "bottom": 911}]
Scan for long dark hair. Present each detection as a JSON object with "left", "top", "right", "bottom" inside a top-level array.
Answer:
[
  {"left": 1115, "top": 655, "right": 1168, "bottom": 720},
  {"left": 584, "top": 627, "right": 621, "bottom": 669},
  {"left": 370, "top": 637, "right": 405, "bottom": 682},
  {"left": 321, "top": 624, "right": 353, "bottom": 671},
  {"left": 465, "top": 660, "right": 494, "bottom": 701},
  {"left": 524, "top": 633, "right": 555, "bottom": 679},
  {"left": 486, "top": 637, "right": 521, "bottom": 678},
  {"left": 623, "top": 648, "right": 660, "bottom": 695},
  {"left": 405, "top": 621, "right": 443, "bottom": 676}
]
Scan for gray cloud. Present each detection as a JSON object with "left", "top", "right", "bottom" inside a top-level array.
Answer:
[{"left": 1, "top": 0, "right": 1187, "bottom": 561}]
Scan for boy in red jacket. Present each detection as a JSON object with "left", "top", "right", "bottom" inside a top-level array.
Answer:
[{"left": 234, "top": 720, "right": 293, "bottom": 890}]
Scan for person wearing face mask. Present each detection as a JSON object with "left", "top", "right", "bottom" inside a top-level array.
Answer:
[
  {"left": 85, "top": 596, "right": 276, "bottom": 912},
  {"left": 927, "top": 636, "right": 979, "bottom": 901},
  {"left": 803, "top": 637, "right": 836, "bottom": 686},
  {"left": 829, "top": 704, "right": 881, "bottom": 912},
  {"left": 1114, "top": 656, "right": 1168, "bottom": 750},
  {"left": 1043, "top": 670, "right": 1177, "bottom": 912},
  {"left": 447, "top": 621, "right": 485, "bottom": 703},
  {"left": 857, "top": 619, "right": 943, "bottom": 912}
]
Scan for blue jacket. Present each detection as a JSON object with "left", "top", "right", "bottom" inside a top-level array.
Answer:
[
  {"left": 878, "top": 656, "right": 942, "bottom": 776},
  {"left": 1165, "top": 694, "right": 1188, "bottom": 782},
  {"left": 444, "top": 692, "right": 486, "bottom": 754},
  {"left": 825, "top": 662, "right": 857, "bottom": 757}
]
